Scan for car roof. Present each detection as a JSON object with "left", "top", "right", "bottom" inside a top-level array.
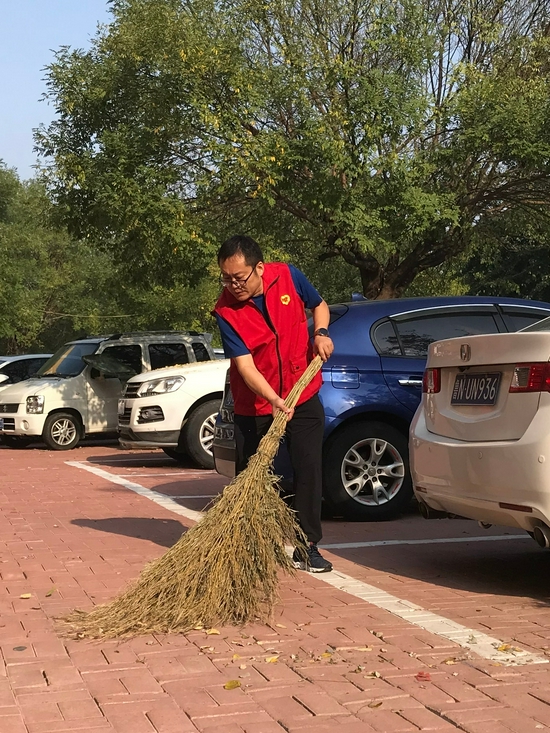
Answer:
[
  {"left": 334, "top": 295, "right": 550, "bottom": 320},
  {"left": 0, "top": 354, "right": 53, "bottom": 362},
  {"left": 63, "top": 331, "right": 212, "bottom": 346}
]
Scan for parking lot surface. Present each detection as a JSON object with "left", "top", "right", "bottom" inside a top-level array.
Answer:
[{"left": 1, "top": 441, "right": 550, "bottom": 733}]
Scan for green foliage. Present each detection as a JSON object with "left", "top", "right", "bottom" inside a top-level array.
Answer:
[
  {"left": 36, "top": 0, "right": 550, "bottom": 299},
  {"left": 0, "top": 165, "right": 218, "bottom": 354},
  {"left": 459, "top": 212, "right": 550, "bottom": 302}
]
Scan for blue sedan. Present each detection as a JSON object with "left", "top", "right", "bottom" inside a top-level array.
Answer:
[{"left": 213, "top": 295, "right": 550, "bottom": 520}]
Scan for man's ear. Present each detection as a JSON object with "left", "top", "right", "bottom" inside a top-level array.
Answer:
[{"left": 256, "top": 261, "right": 265, "bottom": 277}]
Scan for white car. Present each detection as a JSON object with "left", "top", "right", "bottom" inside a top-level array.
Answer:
[
  {"left": 118, "top": 359, "right": 229, "bottom": 469},
  {"left": 0, "top": 354, "right": 52, "bottom": 392},
  {"left": 410, "top": 316, "right": 550, "bottom": 548},
  {"left": 0, "top": 332, "right": 215, "bottom": 450}
]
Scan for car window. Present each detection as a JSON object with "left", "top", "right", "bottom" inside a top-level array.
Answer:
[
  {"left": 500, "top": 308, "right": 550, "bottom": 332},
  {"left": 0, "top": 359, "right": 30, "bottom": 384},
  {"left": 38, "top": 343, "right": 100, "bottom": 377},
  {"left": 307, "top": 304, "right": 349, "bottom": 336},
  {"left": 22, "top": 358, "right": 48, "bottom": 379},
  {"left": 372, "top": 321, "right": 402, "bottom": 356},
  {"left": 395, "top": 313, "right": 501, "bottom": 358},
  {"left": 101, "top": 345, "right": 143, "bottom": 374},
  {"left": 191, "top": 341, "right": 211, "bottom": 362},
  {"left": 521, "top": 315, "right": 550, "bottom": 332},
  {"left": 148, "top": 343, "right": 190, "bottom": 370}
]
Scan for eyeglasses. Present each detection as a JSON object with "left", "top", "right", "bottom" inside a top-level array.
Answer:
[{"left": 219, "top": 265, "right": 257, "bottom": 288}]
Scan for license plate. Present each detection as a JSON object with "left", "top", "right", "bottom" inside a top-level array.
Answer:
[
  {"left": 117, "top": 399, "right": 125, "bottom": 416},
  {"left": 451, "top": 372, "right": 502, "bottom": 406}
]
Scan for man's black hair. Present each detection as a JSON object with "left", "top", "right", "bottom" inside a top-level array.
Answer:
[{"left": 217, "top": 235, "right": 264, "bottom": 267}]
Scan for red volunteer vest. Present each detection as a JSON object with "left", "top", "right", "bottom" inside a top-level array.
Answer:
[{"left": 214, "top": 262, "right": 323, "bottom": 416}]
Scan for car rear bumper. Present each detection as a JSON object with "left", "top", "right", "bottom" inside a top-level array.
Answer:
[
  {"left": 212, "top": 442, "right": 236, "bottom": 479},
  {"left": 410, "top": 405, "right": 550, "bottom": 531}
]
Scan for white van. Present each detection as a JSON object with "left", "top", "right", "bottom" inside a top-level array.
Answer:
[
  {"left": 0, "top": 331, "right": 215, "bottom": 450},
  {"left": 118, "top": 358, "right": 229, "bottom": 469}
]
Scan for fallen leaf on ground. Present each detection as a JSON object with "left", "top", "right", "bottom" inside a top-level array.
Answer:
[
  {"left": 275, "top": 623, "right": 286, "bottom": 628},
  {"left": 497, "top": 644, "right": 511, "bottom": 652},
  {"left": 19, "top": 594, "right": 31, "bottom": 599},
  {"left": 321, "top": 652, "right": 333, "bottom": 658},
  {"left": 368, "top": 701, "right": 383, "bottom": 708},
  {"left": 443, "top": 658, "right": 457, "bottom": 665},
  {"left": 223, "top": 680, "right": 241, "bottom": 690},
  {"left": 206, "top": 629, "right": 220, "bottom": 635},
  {"left": 45, "top": 588, "right": 56, "bottom": 598},
  {"left": 415, "top": 671, "right": 431, "bottom": 682},
  {"left": 239, "top": 664, "right": 247, "bottom": 670},
  {"left": 265, "top": 656, "right": 279, "bottom": 663}
]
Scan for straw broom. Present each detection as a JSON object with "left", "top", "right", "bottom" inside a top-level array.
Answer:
[{"left": 63, "top": 355, "right": 323, "bottom": 638}]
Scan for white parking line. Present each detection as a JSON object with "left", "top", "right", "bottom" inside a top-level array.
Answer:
[
  {"left": 167, "top": 495, "right": 219, "bottom": 500},
  {"left": 322, "top": 535, "right": 529, "bottom": 549},
  {"left": 322, "top": 570, "right": 547, "bottom": 666},
  {"left": 113, "top": 472, "right": 214, "bottom": 478},
  {"left": 66, "top": 459, "right": 547, "bottom": 667},
  {"left": 66, "top": 461, "right": 204, "bottom": 523}
]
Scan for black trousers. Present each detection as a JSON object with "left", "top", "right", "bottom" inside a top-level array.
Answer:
[{"left": 234, "top": 394, "right": 324, "bottom": 545}]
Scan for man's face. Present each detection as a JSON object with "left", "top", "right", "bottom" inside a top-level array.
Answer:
[{"left": 219, "top": 254, "right": 264, "bottom": 301}]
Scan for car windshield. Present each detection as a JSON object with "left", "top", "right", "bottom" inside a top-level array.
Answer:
[
  {"left": 36, "top": 343, "right": 100, "bottom": 378},
  {"left": 520, "top": 316, "right": 550, "bottom": 332}
]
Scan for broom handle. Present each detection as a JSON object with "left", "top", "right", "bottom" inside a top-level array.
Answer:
[{"left": 259, "top": 355, "right": 324, "bottom": 447}]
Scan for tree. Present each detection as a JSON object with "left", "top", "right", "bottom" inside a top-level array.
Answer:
[
  {"left": 0, "top": 164, "right": 223, "bottom": 354},
  {"left": 36, "top": 0, "right": 550, "bottom": 299},
  {"left": 458, "top": 210, "right": 550, "bottom": 302}
]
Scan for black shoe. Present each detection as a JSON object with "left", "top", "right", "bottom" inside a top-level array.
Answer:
[{"left": 293, "top": 544, "right": 333, "bottom": 573}]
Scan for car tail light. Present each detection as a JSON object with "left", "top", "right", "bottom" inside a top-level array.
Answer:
[
  {"left": 423, "top": 368, "right": 441, "bottom": 394},
  {"left": 509, "top": 362, "right": 550, "bottom": 393}
]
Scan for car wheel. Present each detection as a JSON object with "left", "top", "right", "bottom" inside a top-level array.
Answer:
[
  {"left": 323, "top": 421, "right": 412, "bottom": 520},
  {"left": 2, "top": 436, "right": 33, "bottom": 449},
  {"left": 182, "top": 399, "right": 220, "bottom": 469},
  {"left": 162, "top": 447, "right": 188, "bottom": 464},
  {"left": 42, "top": 412, "right": 81, "bottom": 451}
]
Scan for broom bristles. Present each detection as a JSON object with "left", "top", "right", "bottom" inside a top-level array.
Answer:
[{"left": 62, "top": 356, "right": 323, "bottom": 638}]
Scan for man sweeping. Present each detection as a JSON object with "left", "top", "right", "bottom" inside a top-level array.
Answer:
[{"left": 214, "top": 234, "right": 334, "bottom": 573}]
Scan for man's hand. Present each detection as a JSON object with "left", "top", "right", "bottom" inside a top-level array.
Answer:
[
  {"left": 314, "top": 335, "right": 334, "bottom": 362},
  {"left": 270, "top": 396, "right": 294, "bottom": 421}
]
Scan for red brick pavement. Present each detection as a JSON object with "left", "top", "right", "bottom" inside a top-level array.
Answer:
[{"left": 1, "top": 443, "right": 550, "bottom": 732}]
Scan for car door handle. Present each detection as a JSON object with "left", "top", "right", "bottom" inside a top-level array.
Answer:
[{"left": 398, "top": 378, "right": 423, "bottom": 386}]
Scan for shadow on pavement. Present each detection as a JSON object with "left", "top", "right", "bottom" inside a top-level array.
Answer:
[
  {"left": 83, "top": 451, "right": 199, "bottom": 469},
  {"left": 72, "top": 517, "right": 185, "bottom": 547},
  {"left": 328, "top": 526, "right": 550, "bottom": 605}
]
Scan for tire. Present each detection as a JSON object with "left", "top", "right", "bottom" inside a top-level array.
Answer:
[
  {"left": 162, "top": 447, "right": 188, "bottom": 464},
  {"left": 2, "top": 436, "right": 32, "bottom": 449},
  {"left": 181, "top": 399, "right": 220, "bottom": 469},
  {"left": 42, "top": 412, "right": 81, "bottom": 451},
  {"left": 323, "top": 421, "right": 412, "bottom": 521}
]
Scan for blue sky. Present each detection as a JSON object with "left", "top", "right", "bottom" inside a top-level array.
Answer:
[{"left": 1, "top": 1, "right": 111, "bottom": 180}]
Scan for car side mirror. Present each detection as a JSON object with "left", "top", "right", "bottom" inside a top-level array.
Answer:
[{"left": 90, "top": 367, "right": 101, "bottom": 379}]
